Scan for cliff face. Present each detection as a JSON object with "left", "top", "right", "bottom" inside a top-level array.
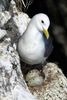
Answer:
[{"left": 0, "top": 1, "right": 36, "bottom": 100}]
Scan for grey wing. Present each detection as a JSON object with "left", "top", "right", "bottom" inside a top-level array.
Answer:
[{"left": 44, "top": 37, "right": 53, "bottom": 57}]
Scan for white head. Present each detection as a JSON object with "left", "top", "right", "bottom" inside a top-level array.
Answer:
[{"left": 31, "top": 13, "right": 50, "bottom": 39}]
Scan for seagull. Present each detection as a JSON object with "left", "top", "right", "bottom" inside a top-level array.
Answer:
[{"left": 18, "top": 13, "right": 53, "bottom": 65}]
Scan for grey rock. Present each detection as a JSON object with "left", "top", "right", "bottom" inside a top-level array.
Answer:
[
  {"left": 0, "top": 11, "right": 11, "bottom": 28},
  {"left": 0, "top": 0, "right": 10, "bottom": 11},
  {"left": 0, "top": 29, "right": 7, "bottom": 39},
  {"left": 0, "top": 39, "right": 37, "bottom": 100},
  {"left": 29, "top": 63, "right": 67, "bottom": 100}
]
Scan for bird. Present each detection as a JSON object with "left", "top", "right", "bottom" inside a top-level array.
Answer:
[{"left": 18, "top": 13, "right": 53, "bottom": 65}]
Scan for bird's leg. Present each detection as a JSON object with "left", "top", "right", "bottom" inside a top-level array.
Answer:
[{"left": 42, "top": 60, "right": 47, "bottom": 67}]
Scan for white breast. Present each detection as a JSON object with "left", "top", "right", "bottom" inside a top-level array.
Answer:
[{"left": 18, "top": 31, "right": 45, "bottom": 65}]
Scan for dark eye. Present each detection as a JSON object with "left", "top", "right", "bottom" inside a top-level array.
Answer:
[{"left": 41, "top": 20, "right": 44, "bottom": 23}]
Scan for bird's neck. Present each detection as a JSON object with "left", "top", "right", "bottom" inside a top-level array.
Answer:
[
  {"left": 23, "top": 24, "right": 42, "bottom": 42},
  {"left": 26, "top": 24, "right": 38, "bottom": 36}
]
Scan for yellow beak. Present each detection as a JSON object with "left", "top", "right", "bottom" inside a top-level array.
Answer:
[{"left": 43, "top": 29, "right": 49, "bottom": 39}]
